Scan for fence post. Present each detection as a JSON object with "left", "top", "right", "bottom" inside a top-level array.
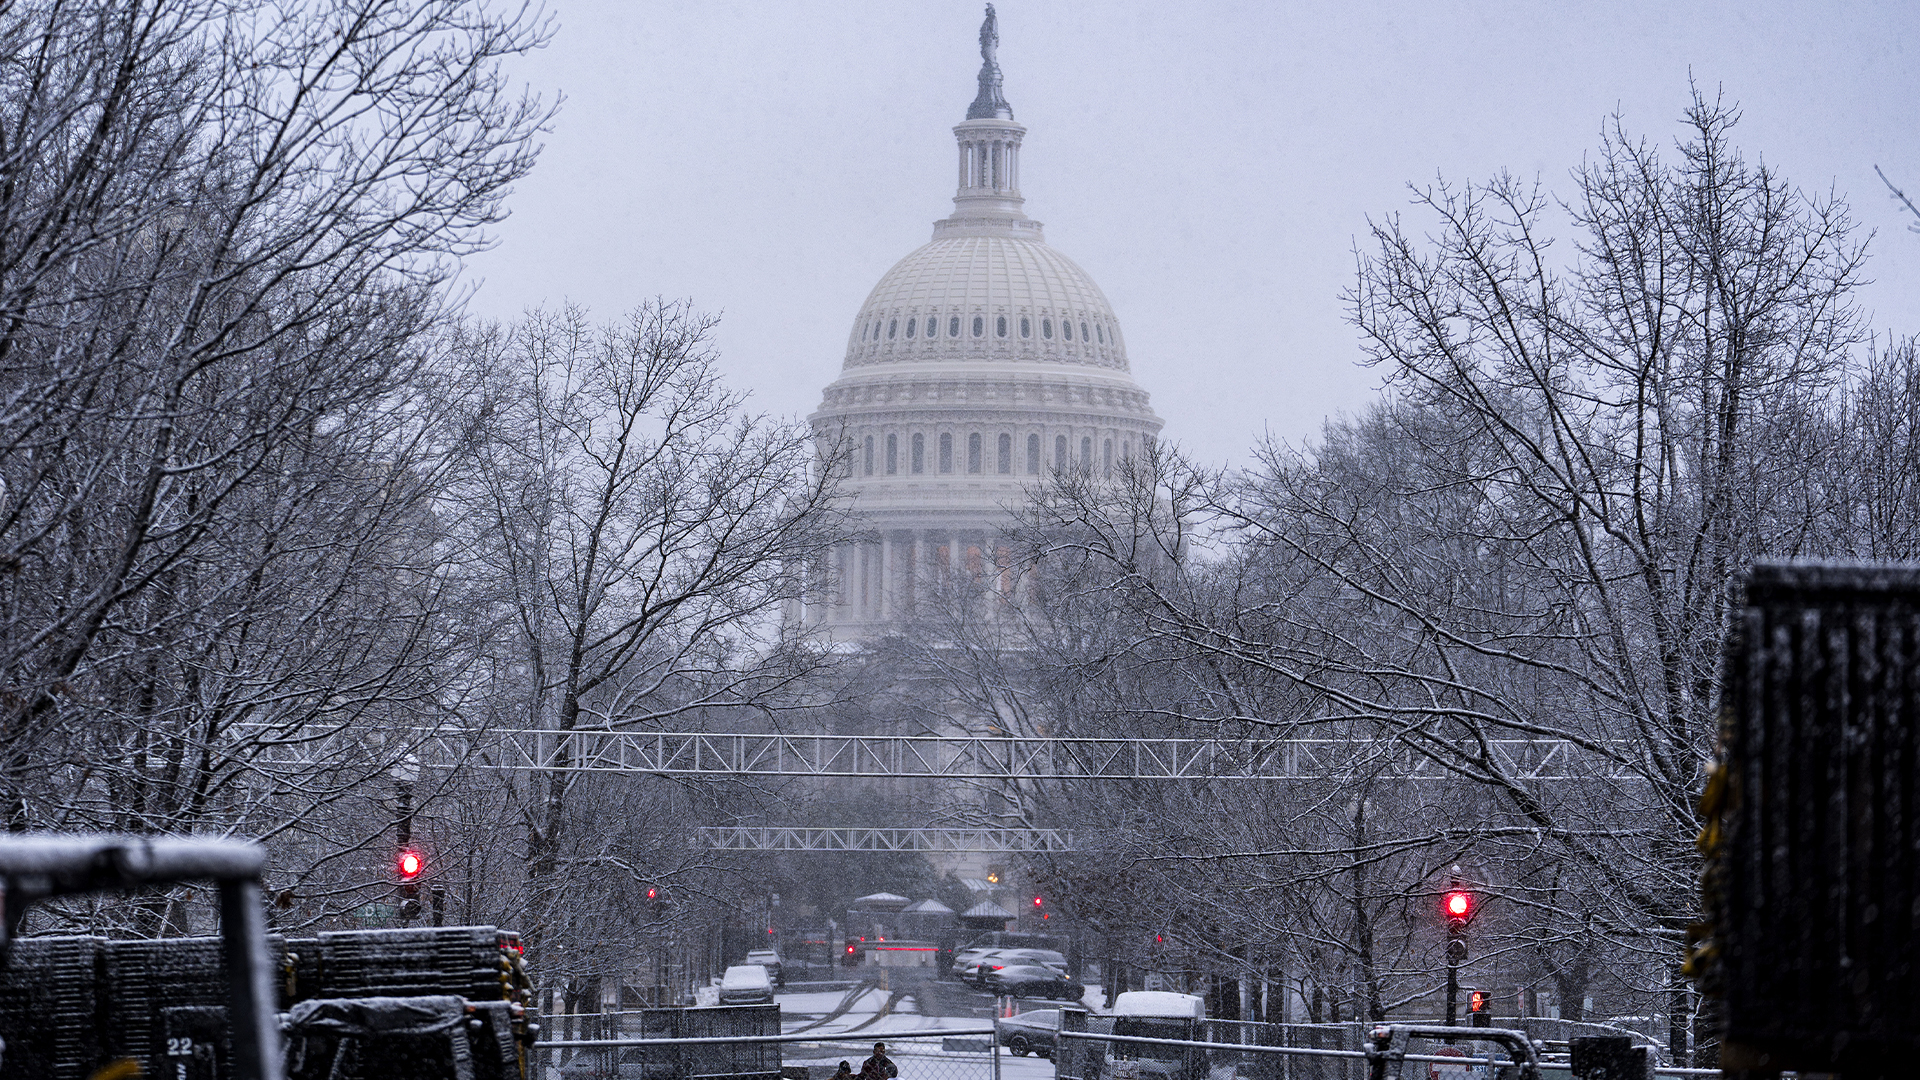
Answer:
[{"left": 992, "top": 1029, "right": 1002, "bottom": 1080}]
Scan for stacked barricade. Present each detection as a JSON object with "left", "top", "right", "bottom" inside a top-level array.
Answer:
[
  {"left": 0, "top": 925, "right": 534, "bottom": 1080},
  {"left": 0, "top": 936, "right": 105, "bottom": 1080}
]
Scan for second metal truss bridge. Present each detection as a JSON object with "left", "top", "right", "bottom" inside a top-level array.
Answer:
[{"left": 446, "top": 729, "right": 1631, "bottom": 782}]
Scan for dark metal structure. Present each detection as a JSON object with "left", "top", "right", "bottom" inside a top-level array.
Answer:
[
  {"left": 1698, "top": 561, "right": 1920, "bottom": 1076},
  {"left": 0, "top": 834, "right": 284, "bottom": 1080},
  {"left": 0, "top": 835, "right": 535, "bottom": 1080}
]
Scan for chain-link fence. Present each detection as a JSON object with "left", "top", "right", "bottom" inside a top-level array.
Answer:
[
  {"left": 535, "top": 1022, "right": 1002, "bottom": 1080},
  {"left": 783, "top": 1031, "right": 1001, "bottom": 1080},
  {"left": 1054, "top": 1015, "right": 1367, "bottom": 1080},
  {"left": 536, "top": 1004, "right": 782, "bottom": 1080},
  {"left": 1051, "top": 1016, "right": 1721, "bottom": 1080}
]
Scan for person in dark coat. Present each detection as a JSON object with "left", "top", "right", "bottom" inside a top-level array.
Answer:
[
  {"left": 858, "top": 1043, "right": 897, "bottom": 1080},
  {"left": 833, "top": 1062, "right": 855, "bottom": 1080}
]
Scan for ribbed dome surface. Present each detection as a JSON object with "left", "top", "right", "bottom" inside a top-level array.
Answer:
[{"left": 842, "top": 234, "right": 1129, "bottom": 372}]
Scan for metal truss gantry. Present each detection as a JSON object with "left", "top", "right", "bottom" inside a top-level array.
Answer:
[
  {"left": 442, "top": 728, "right": 1631, "bottom": 782},
  {"left": 696, "top": 826, "right": 1074, "bottom": 853}
]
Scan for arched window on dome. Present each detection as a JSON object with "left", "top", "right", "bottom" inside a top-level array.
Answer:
[
  {"left": 888, "top": 319, "right": 897, "bottom": 339},
  {"left": 886, "top": 434, "right": 898, "bottom": 475},
  {"left": 973, "top": 315, "right": 985, "bottom": 337},
  {"left": 1096, "top": 323, "right": 1105, "bottom": 343},
  {"left": 905, "top": 317, "right": 916, "bottom": 339},
  {"left": 1054, "top": 434, "right": 1067, "bottom": 471},
  {"left": 1081, "top": 321, "right": 1090, "bottom": 342},
  {"left": 949, "top": 316, "right": 960, "bottom": 337},
  {"left": 996, "top": 315, "right": 1007, "bottom": 338},
  {"left": 1026, "top": 434, "right": 1040, "bottom": 474},
  {"left": 1041, "top": 318, "right": 1053, "bottom": 339},
  {"left": 967, "top": 432, "right": 981, "bottom": 474},
  {"left": 926, "top": 317, "right": 937, "bottom": 338},
  {"left": 860, "top": 323, "right": 867, "bottom": 341},
  {"left": 997, "top": 433, "right": 1012, "bottom": 473},
  {"left": 939, "top": 432, "right": 954, "bottom": 473},
  {"left": 1020, "top": 316, "right": 1031, "bottom": 338},
  {"left": 1062, "top": 320, "right": 1072, "bottom": 341},
  {"left": 1080, "top": 436, "right": 1093, "bottom": 476},
  {"left": 911, "top": 433, "right": 924, "bottom": 474},
  {"left": 863, "top": 436, "right": 874, "bottom": 476}
]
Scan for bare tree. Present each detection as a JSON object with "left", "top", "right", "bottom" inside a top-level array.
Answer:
[
  {"left": 933, "top": 92, "right": 1900, "bottom": 1060},
  {"left": 444, "top": 301, "right": 847, "bottom": 990},
  {"left": 1213, "top": 91, "right": 1866, "bottom": 1059},
  {"left": 0, "top": 0, "right": 552, "bottom": 929},
  {"left": 1875, "top": 165, "right": 1920, "bottom": 234}
]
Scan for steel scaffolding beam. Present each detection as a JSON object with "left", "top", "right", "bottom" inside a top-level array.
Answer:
[
  {"left": 696, "top": 826, "right": 1074, "bottom": 852},
  {"left": 430, "top": 729, "right": 1631, "bottom": 781}
]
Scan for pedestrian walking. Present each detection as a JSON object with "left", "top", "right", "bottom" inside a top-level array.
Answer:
[{"left": 858, "top": 1042, "right": 897, "bottom": 1080}]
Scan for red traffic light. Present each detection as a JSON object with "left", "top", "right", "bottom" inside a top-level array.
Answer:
[
  {"left": 397, "top": 849, "right": 424, "bottom": 880},
  {"left": 646, "top": 886, "right": 658, "bottom": 900},
  {"left": 1444, "top": 890, "right": 1471, "bottom": 921},
  {"left": 1032, "top": 896, "right": 1043, "bottom": 908}
]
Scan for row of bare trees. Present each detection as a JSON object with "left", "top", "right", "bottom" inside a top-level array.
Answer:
[
  {"left": 892, "top": 92, "right": 1920, "bottom": 1064},
  {"left": 0, "top": 0, "right": 551, "bottom": 929},
  {"left": 0, "top": 2, "right": 855, "bottom": 1011}
]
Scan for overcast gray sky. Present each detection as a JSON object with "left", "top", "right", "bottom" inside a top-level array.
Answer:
[{"left": 461, "top": 0, "right": 1920, "bottom": 467}]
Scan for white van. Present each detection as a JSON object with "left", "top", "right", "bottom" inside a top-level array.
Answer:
[
  {"left": 1101, "top": 992, "right": 1206, "bottom": 1080},
  {"left": 718, "top": 964, "right": 775, "bottom": 1005}
]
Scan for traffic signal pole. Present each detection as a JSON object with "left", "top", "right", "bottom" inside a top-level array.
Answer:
[
  {"left": 1442, "top": 885, "right": 1471, "bottom": 1026},
  {"left": 1445, "top": 948, "right": 1459, "bottom": 1026},
  {"left": 395, "top": 775, "right": 414, "bottom": 927}
]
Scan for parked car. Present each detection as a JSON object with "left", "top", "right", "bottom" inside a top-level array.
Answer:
[
  {"left": 992, "top": 947, "right": 1068, "bottom": 973},
  {"left": 985, "top": 964, "right": 1082, "bottom": 1000},
  {"left": 995, "top": 1007, "right": 1079, "bottom": 1057},
  {"left": 718, "top": 964, "right": 775, "bottom": 1005},
  {"left": 959, "top": 948, "right": 1013, "bottom": 985},
  {"left": 744, "top": 948, "right": 784, "bottom": 986},
  {"left": 950, "top": 944, "right": 1001, "bottom": 980}
]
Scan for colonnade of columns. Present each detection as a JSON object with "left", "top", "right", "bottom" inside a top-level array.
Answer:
[
  {"left": 958, "top": 137, "right": 1019, "bottom": 193},
  {"left": 829, "top": 527, "right": 1025, "bottom": 627}
]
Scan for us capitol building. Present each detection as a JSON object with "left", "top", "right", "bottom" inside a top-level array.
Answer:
[{"left": 808, "top": 6, "right": 1163, "bottom": 638}]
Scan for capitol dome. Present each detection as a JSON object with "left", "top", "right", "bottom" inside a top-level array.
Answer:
[
  {"left": 808, "top": 6, "right": 1162, "bottom": 636},
  {"left": 843, "top": 235, "right": 1130, "bottom": 373}
]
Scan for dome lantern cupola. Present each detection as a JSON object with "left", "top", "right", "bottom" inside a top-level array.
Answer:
[{"left": 942, "top": 5, "right": 1035, "bottom": 239}]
